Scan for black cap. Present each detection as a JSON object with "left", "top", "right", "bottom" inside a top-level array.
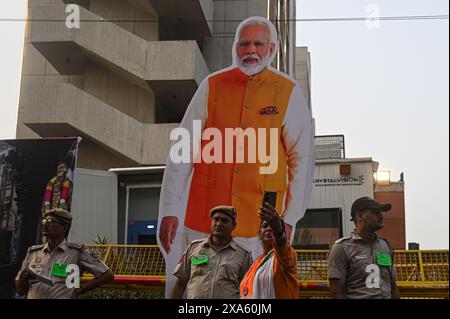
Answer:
[{"left": 350, "top": 197, "right": 391, "bottom": 221}]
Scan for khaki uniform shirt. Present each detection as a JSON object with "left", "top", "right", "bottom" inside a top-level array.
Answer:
[
  {"left": 328, "top": 230, "right": 397, "bottom": 299},
  {"left": 173, "top": 237, "right": 253, "bottom": 299},
  {"left": 16, "top": 239, "right": 109, "bottom": 299}
]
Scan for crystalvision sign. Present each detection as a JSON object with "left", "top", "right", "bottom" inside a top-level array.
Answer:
[{"left": 314, "top": 175, "right": 365, "bottom": 187}]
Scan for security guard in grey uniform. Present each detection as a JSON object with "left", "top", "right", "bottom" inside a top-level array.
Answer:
[
  {"left": 328, "top": 197, "right": 400, "bottom": 299},
  {"left": 15, "top": 208, "right": 114, "bottom": 299},
  {"left": 171, "top": 205, "right": 253, "bottom": 299}
]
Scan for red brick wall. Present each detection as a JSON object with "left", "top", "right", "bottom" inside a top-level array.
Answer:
[{"left": 374, "top": 191, "right": 406, "bottom": 249}]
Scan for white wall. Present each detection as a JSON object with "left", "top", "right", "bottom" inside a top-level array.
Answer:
[
  {"left": 70, "top": 168, "right": 118, "bottom": 244},
  {"left": 309, "top": 160, "right": 375, "bottom": 235}
]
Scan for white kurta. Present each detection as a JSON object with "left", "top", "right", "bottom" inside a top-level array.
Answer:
[
  {"left": 251, "top": 255, "right": 276, "bottom": 299},
  {"left": 158, "top": 67, "right": 315, "bottom": 231}
]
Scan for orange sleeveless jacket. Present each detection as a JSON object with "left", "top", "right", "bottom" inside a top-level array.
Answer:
[{"left": 184, "top": 67, "right": 295, "bottom": 237}]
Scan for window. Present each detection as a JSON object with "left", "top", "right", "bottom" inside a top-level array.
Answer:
[
  {"left": 126, "top": 186, "right": 160, "bottom": 244},
  {"left": 292, "top": 208, "right": 343, "bottom": 250}
]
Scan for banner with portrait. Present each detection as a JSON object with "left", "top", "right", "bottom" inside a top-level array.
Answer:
[{"left": 0, "top": 137, "right": 80, "bottom": 297}]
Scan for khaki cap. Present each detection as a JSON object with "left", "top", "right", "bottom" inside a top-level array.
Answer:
[
  {"left": 209, "top": 205, "right": 237, "bottom": 220},
  {"left": 44, "top": 208, "right": 73, "bottom": 221}
]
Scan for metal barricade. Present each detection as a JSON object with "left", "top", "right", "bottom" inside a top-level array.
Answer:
[{"left": 82, "top": 245, "right": 449, "bottom": 299}]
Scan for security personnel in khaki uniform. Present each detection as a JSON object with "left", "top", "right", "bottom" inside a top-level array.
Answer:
[
  {"left": 171, "top": 206, "right": 253, "bottom": 299},
  {"left": 328, "top": 197, "right": 400, "bottom": 299},
  {"left": 15, "top": 209, "right": 114, "bottom": 299}
]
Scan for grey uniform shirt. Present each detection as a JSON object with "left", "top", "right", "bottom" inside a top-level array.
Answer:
[
  {"left": 173, "top": 237, "right": 253, "bottom": 299},
  {"left": 328, "top": 230, "right": 397, "bottom": 299},
  {"left": 16, "top": 239, "right": 110, "bottom": 299}
]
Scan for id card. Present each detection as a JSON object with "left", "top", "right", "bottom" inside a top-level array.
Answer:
[
  {"left": 51, "top": 263, "right": 68, "bottom": 278},
  {"left": 375, "top": 252, "right": 392, "bottom": 266},
  {"left": 192, "top": 254, "right": 208, "bottom": 265}
]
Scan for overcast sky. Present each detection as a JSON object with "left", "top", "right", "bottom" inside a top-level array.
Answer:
[
  {"left": 0, "top": 0, "right": 448, "bottom": 249},
  {"left": 297, "top": 0, "right": 449, "bottom": 249}
]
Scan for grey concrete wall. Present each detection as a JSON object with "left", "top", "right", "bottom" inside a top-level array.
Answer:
[
  {"left": 141, "top": 123, "right": 179, "bottom": 164},
  {"left": 84, "top": 61, "right": 156, "bottom": 124},
  {"left": 27, "top": 4, "right": 209, "bottom": 83},
  {"left": 295, "top": 47, "right": 312, "bottom": 111},
  {"left": 17, "top": 1, "right": 79, "bottom": 138},
  {"left": 21, "top": 82, "right": 179, "bottom": 166},
  {"left": 17, "top": 1, "right": 84, "bottom": 139},
  {"left": 199, "top": 0, "right": 214, "bottom": 33},
  {"left": 76, "top": 139, "right": 136, "bottom": 170},
  {"left": 17, "top": 0, "right": 208, "bottom": 168},
  {"left": 21, "top": 83, "right": 145, "bottom": 164},
  {"left": 90, "top": 0, "right": 159, "bottom": 41}
]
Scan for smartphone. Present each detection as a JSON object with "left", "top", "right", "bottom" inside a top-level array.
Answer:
[{"left": 263, "top": 191, "right": 277, "bottom": 208}]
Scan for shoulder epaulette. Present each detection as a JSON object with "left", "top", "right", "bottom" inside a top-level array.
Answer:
[
  {"left": 68, "top": 243, "right": 84, "bottom": 250},
  {"left": 233, "top": 241, "right": 252, "bottom": 254},
  {"left": 334, "top": 235, "right": 352, "bottom": 244},
  {"left": 190, "top": 238, "right": 208, "bottom": 246},
  {"left": 378, "top": 237, "right": 395, "bottom": 252},
  {"left": 29, "top": 244, "right": 44, "bottom": 252}
]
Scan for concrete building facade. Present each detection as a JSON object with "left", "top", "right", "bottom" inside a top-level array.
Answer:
[
  {"left": 295, "top": 46, "right": 311, "bottom": 109},
  {"left": 374, "top": 181, "right": 406, "bottom": 249},
  {"left": 297, "top": 157, "right": 406, "bottom": 250},
  {"left": 293, "top": 135, "right": 406, "bottom": 250}
]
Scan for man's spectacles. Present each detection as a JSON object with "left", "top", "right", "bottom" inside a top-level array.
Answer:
[
  {"left": 238, "top": 40, "right": 269, "bottom": 49},
  {"left": 42, "top": 217, "right": 59, "bottom": 225}
]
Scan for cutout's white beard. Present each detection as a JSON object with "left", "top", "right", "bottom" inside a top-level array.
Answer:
[{"left": 238, "top": 53, "right": 271, "bottom": 76}]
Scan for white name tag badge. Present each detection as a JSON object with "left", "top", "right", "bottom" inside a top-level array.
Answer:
[{"left": 355, "top": 255, "right": 368, "bottom": 260}]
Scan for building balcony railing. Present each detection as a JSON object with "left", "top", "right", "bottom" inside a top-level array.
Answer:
[
  {"left": 28, "top": 4, "right": 209, "bottom": 111},
  {"left": 148, "top": 0, "right": 213, "bottom": 42},
  {"left": 22, "top": 83, "right": 178, "bottom": 165}
]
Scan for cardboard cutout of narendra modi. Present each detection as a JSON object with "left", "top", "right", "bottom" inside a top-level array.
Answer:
[{"left": 157, "top": 16, "right": 315, "bottom": 298}]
